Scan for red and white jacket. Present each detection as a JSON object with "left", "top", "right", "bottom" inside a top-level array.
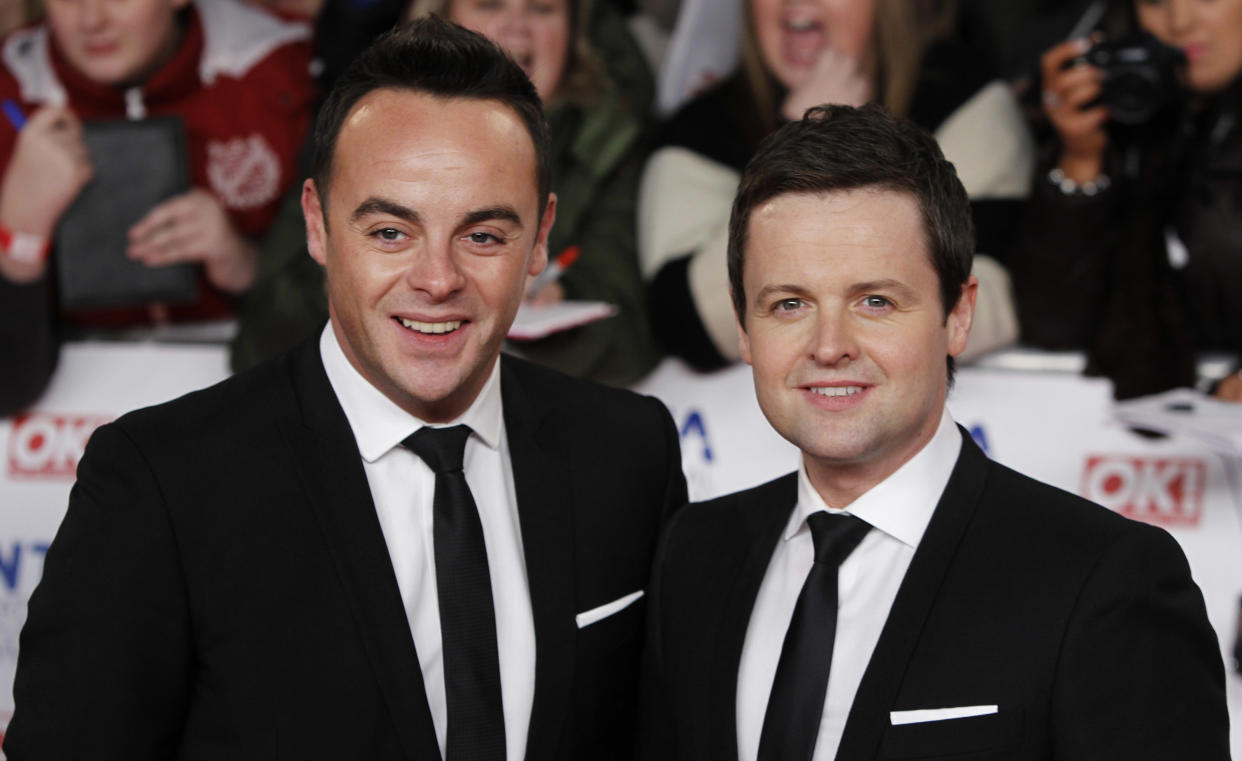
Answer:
[{"left": 0, "top": 0, "right": 314, "bottom": 322}]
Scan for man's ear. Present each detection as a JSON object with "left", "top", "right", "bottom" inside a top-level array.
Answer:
[
  {"left": 303, "top": 179, "right": 328, "bottom": 267},
  {"left": 529, "top": 192, "right": 557, "bottom": 277},
  {"left": 947, "top": 275, "right": 978, "bottom": 357}
]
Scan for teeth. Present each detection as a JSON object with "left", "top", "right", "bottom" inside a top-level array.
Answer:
[
  {"left": 811, "top": 386, "right": 863, "bottom": 397},
  {"left": 398, "top": 317, "right": 462, "bottom": 334},
  {"left": 786, "top": 18, "right": 817, "bottom": 31}
]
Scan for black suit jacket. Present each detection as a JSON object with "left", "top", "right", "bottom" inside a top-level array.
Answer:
[
  {"left": 640, "top": 432, "right": 1229, "bottom": 761},
  {"left": 5, "top": 337, "right": 687, "bottom": 760}
]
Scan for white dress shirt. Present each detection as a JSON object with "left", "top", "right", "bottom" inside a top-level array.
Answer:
[
  {"left": 320, "top": 326, "right": 536, "bottom": 761},
  {"left": 737, "top": 408, "right": 963, "bottom": 761}
]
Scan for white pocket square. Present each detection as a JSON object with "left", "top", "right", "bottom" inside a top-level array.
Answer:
[
  {"left": 890, "top": 705, "right": 998, "bottom": 725},
  {"left": 575, "top": 590, "right": 644, "bottom": 629}
]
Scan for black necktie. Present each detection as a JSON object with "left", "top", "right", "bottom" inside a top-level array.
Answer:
[
  {"left": 403, "top": 425, "right": 505, "bottom": 761},
  {"left": 755, "top": 511, "right": 871, "bottom": 761}
]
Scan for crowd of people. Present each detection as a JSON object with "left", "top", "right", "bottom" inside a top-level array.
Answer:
[{"left": 1, "top": 0, "right": 1239, "bottom": 416}]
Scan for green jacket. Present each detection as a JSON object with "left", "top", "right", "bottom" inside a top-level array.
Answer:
[{"left": 507, "top": 85, "right": 660, "bottom": 386}]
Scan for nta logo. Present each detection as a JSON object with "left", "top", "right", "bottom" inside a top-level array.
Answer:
[
  {"left": 1081, "top": 455, "right": 1206, "bottom": 527},
  {"left": 7, "top": 413, "right": 111, "bottom": 479}
]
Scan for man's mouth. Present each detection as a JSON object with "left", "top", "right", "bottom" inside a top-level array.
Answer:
[
  {"left": 809, "top": 385, "right": 864, "bottom": 397},
  {"left": 397, "top": 317, "right": 463, "bottom": 335}
]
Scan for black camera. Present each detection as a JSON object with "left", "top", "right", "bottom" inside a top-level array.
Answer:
[{"left": 1080, "top": 32, "right": 1186, "bottom": 125}]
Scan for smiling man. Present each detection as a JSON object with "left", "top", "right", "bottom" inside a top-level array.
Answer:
[
  {"left": 639, "top": 104, "right": 1229, "bottom": 761},
  {"left": 5, "top": 18, "right": 685, "bottom": 761}
]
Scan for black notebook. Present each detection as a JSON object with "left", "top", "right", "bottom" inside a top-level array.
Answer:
[{"left": 55, "top": 116, "right": 194, "bottom": 310}]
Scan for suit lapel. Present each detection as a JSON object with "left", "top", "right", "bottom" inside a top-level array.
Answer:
[
  {"left": 834, "top": 431, "right": 991, "bottom": 761},
  {"left": 708, "top": 475, "right": 798, "bottom": 761},
  {"left": 280, "top": 340, "right": 440, "bottom": 761},
  {"left": 500, "top": 357, "right": 578, "bottom": 761}
]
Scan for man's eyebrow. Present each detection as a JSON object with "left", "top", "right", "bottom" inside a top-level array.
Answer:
[
  {"left": 753, "top": 283, "right": 813, "bottom": 304},
  {"left": 461, "top": 205, "right": 524, "bottom": 229},
  {"left": 349, "top": 199, "right": 524, "bottom": 230},
  {"left": 351, "top": 197, "right": 420, "bottom": 225},
  {"left": 848, "top": 279, "right": 920, "bottom": 301},
  {"left": 751, "top": 279, "right": 922, "bottom": 305}
]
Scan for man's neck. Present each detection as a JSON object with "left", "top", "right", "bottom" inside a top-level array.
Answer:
[{"left": 803, "top": 412, "right": 947, "bottom": 508}]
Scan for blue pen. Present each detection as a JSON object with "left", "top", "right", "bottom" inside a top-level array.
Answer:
[{"left": 2, "top": 99, "right": 26, "bottom": 130}]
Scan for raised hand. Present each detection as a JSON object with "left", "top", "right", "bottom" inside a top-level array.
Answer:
[
  {"left": 128, "top": 188, "right": 258, "bottom": 293},
  {"left": 0, "top": 106, "right": 93, "bottom": 282},
  {"left": 1041, "top": 38, "right": 1110, "bottom": 183}
]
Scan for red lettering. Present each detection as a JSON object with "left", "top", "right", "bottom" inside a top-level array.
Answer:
[
  {"left": 6, "top": 413, "right": 112, "bottom": 479},
  {"left": 1081, "top": 455, "right": 1205, "bottom": 527}
]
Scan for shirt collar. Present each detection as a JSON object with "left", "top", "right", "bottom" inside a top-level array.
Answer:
[
  {"left": 791, "top": 407, "right": 963, "bottom": 549},
  {"left": 319, "top": 324, "right": 503, "bottom": 463}
]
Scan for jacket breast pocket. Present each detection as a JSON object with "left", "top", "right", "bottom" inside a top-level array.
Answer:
[
  {"left": 567, "top": 595, "right": 647, "bottom": 760},
  {"left": 879, "top": 709, "right": 1022, "bottom": 760},
  {"left": 576, "top": 593, "right": 645, "bottom": 656}
]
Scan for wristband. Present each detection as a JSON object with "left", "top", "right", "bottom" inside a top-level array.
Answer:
[{"left": 0, "top": 222, "right": 50, "bottom": 265}]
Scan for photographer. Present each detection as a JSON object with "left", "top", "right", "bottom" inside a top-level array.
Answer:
[{"left": 1012, "top": 0, "right": 1242, "bottom": 401}]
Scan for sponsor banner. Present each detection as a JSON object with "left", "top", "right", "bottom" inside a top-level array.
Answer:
[
  {"left": 633, "top": 359, "right": 796, "bottom": 501},
  {"left": 1081, "top": 455, "right": 1206, "bottom": 527},
  {"left": 7, "top": 413, "right": 112, "bottom": 480},
  {"left": 0, "top": 536, "right": 53, "bottom": 745},
  {"left": 0, "top": 341, "right": 229, "bottom": 716},
  {"left": 0, "top": 346, "right": 1239, "bottom": 755}
]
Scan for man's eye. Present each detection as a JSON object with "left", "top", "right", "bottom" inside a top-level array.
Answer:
[
  {"left": 374, "top": 228, "right": 403, "bottom": 242},
  {"left": 775, "top": 298, "right": 803, "bottom": 311},
  {"left": 467, "top": 232, "right": 500, "bottom": 245},
  {"left": 862, "top": 295, "right": 891, "bottom": 309}
]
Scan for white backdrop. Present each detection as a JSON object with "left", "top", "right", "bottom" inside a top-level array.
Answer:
[{"left": 2, "top": 343, "right": 1239, "bottom": 755}]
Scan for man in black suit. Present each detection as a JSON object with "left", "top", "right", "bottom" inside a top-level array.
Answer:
[
  {"left": 639, "top": 104, "right": 1229, "bottom": 761},
  {"left": 5, "top": 17, "right": 686, "bottom": 761}
]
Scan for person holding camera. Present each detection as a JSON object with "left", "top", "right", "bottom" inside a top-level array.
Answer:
[{"left": 1012, "top": 0, "right": 1242, "bottom": 401}]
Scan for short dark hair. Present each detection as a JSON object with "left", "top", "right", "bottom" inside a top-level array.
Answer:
[
  {"left": 729, "top": 103, "right": 973, "bottom": 322},
  {"left": 309, "top": 15, "right": 551, "bottom": 214},
  {"left": 727, "top": 103, "right": 974, "bottom": 379}
]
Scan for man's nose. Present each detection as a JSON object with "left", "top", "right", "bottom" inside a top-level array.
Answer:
[
  {"left": 405, "top": 242, "right": 467, "bottom": 301},
  {"left": 809, "top": 310, "right": 861, "bottom": 366}
]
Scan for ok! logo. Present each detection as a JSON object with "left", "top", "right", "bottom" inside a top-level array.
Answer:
[
  {"left": 1080, "top": 455, "right": 1206, "bottom": 528},
  {"left": 6, "top": 413, "right": 112, "bottom": 479}
]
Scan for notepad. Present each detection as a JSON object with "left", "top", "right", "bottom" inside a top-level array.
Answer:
[
  {"left": 508, "top": 300, "right": 617, "bottom": 340},
  {"left": 55, "top": 116, "right": 194, "bottom": 310}
]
